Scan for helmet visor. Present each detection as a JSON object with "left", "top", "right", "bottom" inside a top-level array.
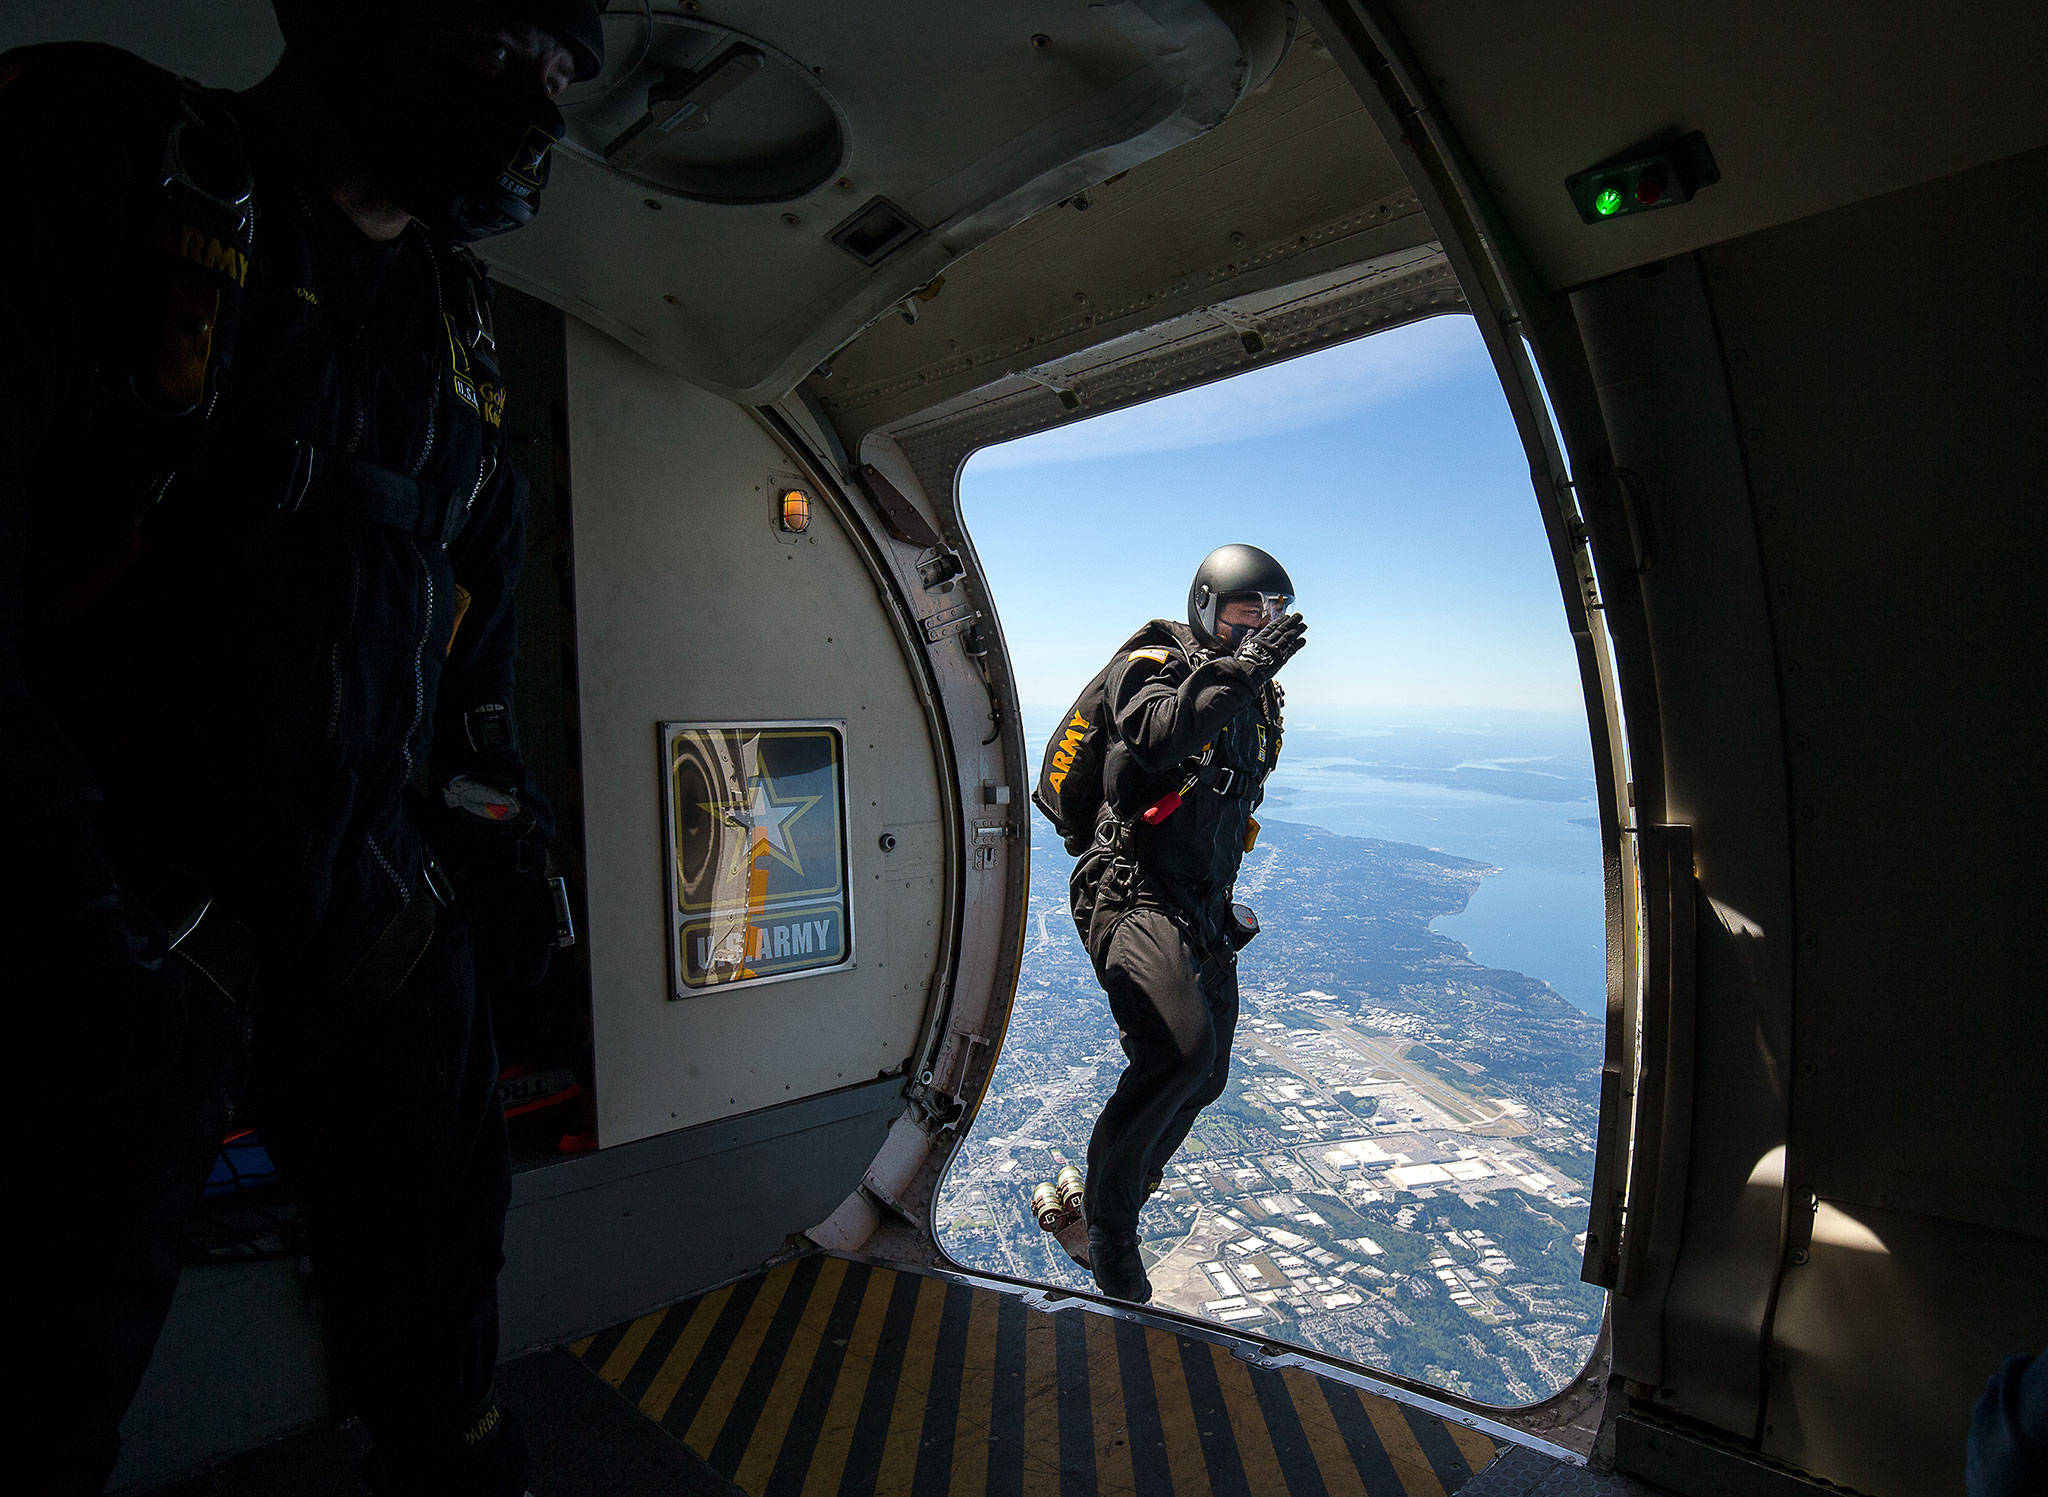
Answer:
[
  {"left": 1221, "top": 591, "right": 1293, "bottom": 624},
  {"left": 1216, "top": 590, "right": 1293, "bottom": 643}
]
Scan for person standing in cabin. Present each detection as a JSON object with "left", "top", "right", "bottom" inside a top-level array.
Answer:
[{"left": 1, "top": 4, "right": 601, "bottom": 1491}]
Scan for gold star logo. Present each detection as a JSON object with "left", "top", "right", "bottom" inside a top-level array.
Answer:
[{"left": 700, "top": 774, "right": 820, "bottom": 876}]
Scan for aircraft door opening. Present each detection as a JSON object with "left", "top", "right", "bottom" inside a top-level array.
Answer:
[{"left": 931, "top": 315, "right": 1615, "bottom": 1419}]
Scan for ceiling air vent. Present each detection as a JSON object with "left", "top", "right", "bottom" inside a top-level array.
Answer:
[{"left": 830, "top": 197, "right": 923, "bottom": 267}]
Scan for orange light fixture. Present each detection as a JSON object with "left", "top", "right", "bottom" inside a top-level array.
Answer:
[{"left": 779, "top": 487, "right": 811, "bottom": 533}]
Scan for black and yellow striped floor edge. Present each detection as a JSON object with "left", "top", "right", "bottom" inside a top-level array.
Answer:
[{"left": 567, "top": 1252, "right": 1505, "bottom": 1497}]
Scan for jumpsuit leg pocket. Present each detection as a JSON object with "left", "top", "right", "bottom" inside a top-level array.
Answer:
[
  {"left": 264, "top": 914, "right": 474, "bottom": 1173},
  {"left": 1099, "top": 907, "right": 1211, "bottom": 1058},
  {"left": 1077, "top": 856, "right": 1144, "bottom": 973},
  {"left": 303, "top": 893, "right": 440, "bottom": 1048}
]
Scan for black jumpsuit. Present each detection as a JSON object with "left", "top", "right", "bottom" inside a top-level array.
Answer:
[
  {"left": 1070, "top": 626, "right": 1282, "bottom": 1239},
  {"left": 1, "top": 47, "right": 543, "bottom": 1494}
]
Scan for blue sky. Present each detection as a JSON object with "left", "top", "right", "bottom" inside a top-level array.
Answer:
[{"left": 959, "top": 314, "right": 1586, "bottom": 719}]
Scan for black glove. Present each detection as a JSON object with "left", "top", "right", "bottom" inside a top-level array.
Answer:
[{"left": 1233, "top": 611, "right": 1306, "bottom": 685}]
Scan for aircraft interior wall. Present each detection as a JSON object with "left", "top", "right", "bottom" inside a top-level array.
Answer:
[
  {"left": 1572, "top": 254, "right": 1796, "bottom": 1445},
  {"left": 1572, "top": 147, "right": 2048, "bottom": 1494},
  {"left": 1700, "top": 146, "right": 2047, "bottom": 1493},
  {"left": 558, "top": 322, "right": 951, "bottom": 1146}
]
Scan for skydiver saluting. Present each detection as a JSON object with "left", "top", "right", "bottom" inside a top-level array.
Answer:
[{"left": 1034, "top": 544, "right": 1305, "bottom": 1301}]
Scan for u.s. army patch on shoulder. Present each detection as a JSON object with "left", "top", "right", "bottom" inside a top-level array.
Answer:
[{"left": 1127, "top": 647, "right": 1171, "bottom": 663}]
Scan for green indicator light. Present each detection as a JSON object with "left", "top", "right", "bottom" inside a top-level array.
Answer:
[{"left": 1595, "top": 186, "right": 1624, "bottom": 217}]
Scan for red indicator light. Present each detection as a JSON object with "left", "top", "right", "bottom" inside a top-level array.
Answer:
[{"left": 1635, "top": 175, "right": 1664, "bottom": 206}]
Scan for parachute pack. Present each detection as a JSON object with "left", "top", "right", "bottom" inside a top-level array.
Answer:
[{"left": 1031, "top": 619, "right": 1198, "bottom": 850}]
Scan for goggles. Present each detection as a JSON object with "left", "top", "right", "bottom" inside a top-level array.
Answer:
[{"left": 1222, "top": 591, "right": 1294, "bottom": 626}]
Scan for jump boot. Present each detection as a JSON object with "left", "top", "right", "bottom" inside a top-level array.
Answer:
[{"left": 1087, "top": 1228, "right": 1152, "bottom": 1303}]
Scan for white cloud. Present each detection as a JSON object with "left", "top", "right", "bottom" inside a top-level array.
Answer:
[{"left": 969, "top": 315, "right": 1479, "bottom": 471}]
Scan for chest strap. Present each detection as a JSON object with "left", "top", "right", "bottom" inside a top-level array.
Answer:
[{"left": 1138, "top": 760, "right": 1247, "bottom": 827}]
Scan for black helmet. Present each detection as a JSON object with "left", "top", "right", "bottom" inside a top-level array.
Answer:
[
  {"left": 269, "top": 0, "right": 607, "bottom": 240},
  {"left": 1188, "top": 544, "right": 1296, "bottom": 650},
  {"left": 273, "top": 1, "right": 605, "bottom": 78},
  {"left": 499, "top": 0, "right": 607, "bottom": 82},
  {"left": 272, "top": 1, "right": 598, "bottom": 77}
]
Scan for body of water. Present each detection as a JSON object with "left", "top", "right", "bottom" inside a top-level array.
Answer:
[{"left": 1026, "top": 711, "right": 1609, "bottom": 1018}]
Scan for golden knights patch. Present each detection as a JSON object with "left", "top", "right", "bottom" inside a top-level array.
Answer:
[{"left": 1127, "top": 647, "right": 1171, "bottom": 664}]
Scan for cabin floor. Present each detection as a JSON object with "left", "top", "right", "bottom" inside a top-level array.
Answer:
[{"left": 131, "top": 1253, "right": 1677, "bottom": 1497}]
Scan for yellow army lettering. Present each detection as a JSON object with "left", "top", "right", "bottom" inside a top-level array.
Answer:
[
  {"left": 151, "top": 219, "right": 249, "bottom": 286},
  {"left": 1046, "top": 709, "right": 1089, "bottom": 792}
]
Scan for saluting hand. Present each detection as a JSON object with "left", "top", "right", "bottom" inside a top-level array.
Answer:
[{"left": 1233, "top": 611, "right": 1306, "bottom": 684}]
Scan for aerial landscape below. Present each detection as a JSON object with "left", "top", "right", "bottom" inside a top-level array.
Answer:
[{"left": 938, "top": 803, "right": 1607, "bottom": 1409}]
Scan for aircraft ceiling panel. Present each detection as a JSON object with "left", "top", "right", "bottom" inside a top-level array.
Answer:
[
  {"left": 809, "top": 36, "right": 1429, "bottom": 440},
  {"left": 482, "top": 0, "right": 1283, "bottom": 403},
  {"left": 1377, "top": 0, "right": 2048, "bottom": 291},
  {"left": 11, "top": 2, "right": 1288, "bottom": 405},
  {"left": 879, "top": 247, "right": 1463, "bottom": 508}
]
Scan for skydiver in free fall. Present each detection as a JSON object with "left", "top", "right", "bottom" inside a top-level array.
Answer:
[{"left": 1069, "top": 545, "right": 1307, "bottom": 1301}]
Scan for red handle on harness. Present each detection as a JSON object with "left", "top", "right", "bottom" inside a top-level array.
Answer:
[{"left": 1140, "top": 789, "right": 1184, "bottom": 825}]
